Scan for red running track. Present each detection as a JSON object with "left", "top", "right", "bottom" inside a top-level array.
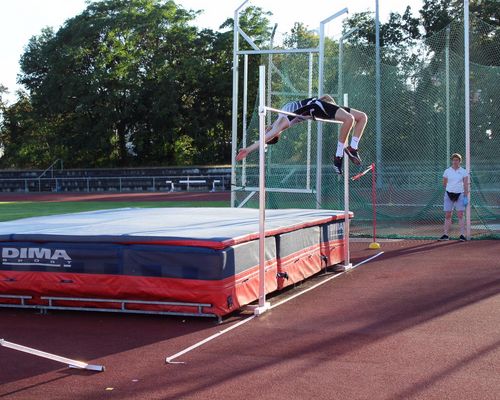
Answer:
[
  {"left": 0, "top": 191, "right": 230, "bottom": 202},
  {"left": 0, "top": 240, "right": 499, "bottom": 400}
]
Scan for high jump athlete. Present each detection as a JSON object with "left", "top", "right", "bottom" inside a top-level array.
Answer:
[{"left": 236, "top": 95, "right": 368, "bottom": 175}]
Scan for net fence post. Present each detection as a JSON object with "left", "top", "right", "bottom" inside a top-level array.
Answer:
[
  {"left": 375, "top": 0, "right": 383, "bottom": 189},
  {"left": 464, "top": 0, "right": 472, "bottom": 240},
  {"left": 445, "top": 26, "right": 451, "bottom": 164}
]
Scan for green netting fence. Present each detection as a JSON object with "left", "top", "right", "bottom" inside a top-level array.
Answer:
[{"left": 233, "top": 14, "right": 499, "bottom": 240}]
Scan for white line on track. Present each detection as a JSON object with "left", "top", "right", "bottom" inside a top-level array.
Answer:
[{"left": 165, "top": 251, "right": 384, "bottom": 364}]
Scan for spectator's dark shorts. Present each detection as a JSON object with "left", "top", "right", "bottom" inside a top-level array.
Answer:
[{"left": 444, "top": 192, "right": 465, "bottom": 212}]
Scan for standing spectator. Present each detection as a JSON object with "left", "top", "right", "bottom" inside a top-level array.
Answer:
[{"left": 439, "top": 153, "right": 469, "bottom": 241}]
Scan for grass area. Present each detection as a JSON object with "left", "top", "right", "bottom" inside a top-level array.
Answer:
[{"left": 0, "top": 201, "right": 229, "bottom": 222}]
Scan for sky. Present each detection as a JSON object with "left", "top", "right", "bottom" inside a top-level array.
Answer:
[{"left": 0, "top": 0, "right": 423, "bottom": 105}]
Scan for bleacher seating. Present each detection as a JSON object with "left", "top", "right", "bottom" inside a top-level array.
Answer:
[{"left": 0, "top": 166, "right": 231, "bottom": 193}]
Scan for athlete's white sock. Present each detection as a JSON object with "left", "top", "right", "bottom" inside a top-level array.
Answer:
[
  {"left": 336, "top": 141, "right": 345, "bottom": 157},
  {"left": 350, "top": 136, "right": 360, "bottom": 150}
]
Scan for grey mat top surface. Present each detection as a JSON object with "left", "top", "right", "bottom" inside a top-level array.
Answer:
[{"left": 0, "top": 207, "right": 351, "bottom": 246}]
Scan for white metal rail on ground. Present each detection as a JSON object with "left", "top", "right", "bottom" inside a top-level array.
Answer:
[{"left": 0, "top": 339, "right": 105, "bottom": 372}]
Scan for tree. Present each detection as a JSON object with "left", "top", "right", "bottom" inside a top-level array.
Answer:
[
  {"left": 17, "top": 0, "right": 202, "bottom": 167},
  {"left": 0, "top": 93, "right": 58, "bottom": 168},
  {"left": 342, "top": 7, "right": 421, "bottom": 66},
  {"left": 420, "top": 0, "right": 458, "bottom": 37},
  {"left": 283, "top": 23, "right": 319, "bottom": 49},
  {"left": 220, "top": 6, "right": 273, "bottom": 49},
  {"left": 4, "top": 1, "right": 275, "bottom": 168}
]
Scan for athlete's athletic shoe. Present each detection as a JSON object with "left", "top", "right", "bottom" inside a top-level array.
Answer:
[
  {"left": 459, "top": 235, "right": 467, "bottom": 242},
  {"left": 439, "top": 234, "right": 449, "bottom": 241},
  {"left": 344, "top": 146, "right": 361, "bottom": 165},
  {"left": 267, "top": 136, "right": 279, "bottom": 145},
  {"left": 333, "top": 156, "right": 343, "bottom": 175}
]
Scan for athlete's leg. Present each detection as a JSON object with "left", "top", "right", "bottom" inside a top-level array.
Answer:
[
  {"left": 236, "top": 115, "right": 291, "bottom": 161},
  {"left": 333, "top": 107, "right": 354, "bottom": 157},
  {"left": 344, "top": 108, "right": 367, "bottom": 165},
  {"left": 349, "top": 108, "right": 368, "bottom": 141},
  {"left": 331, "top": 108, "right": 354, "bottom": 174},
  {"left": 265, "top": 115, "right": 290, "bottom": 141},
  {"left": 334, "top": 108, "right": 355, "bottom": 145}
]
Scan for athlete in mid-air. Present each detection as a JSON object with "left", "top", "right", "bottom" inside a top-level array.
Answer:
[{"left": 236, "top": 95, "right": 368, "bottom": 175}]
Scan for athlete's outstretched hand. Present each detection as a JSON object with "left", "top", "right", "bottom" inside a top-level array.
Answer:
[{"left": 236, "top": 148, "right": 249, "bottom": 161}]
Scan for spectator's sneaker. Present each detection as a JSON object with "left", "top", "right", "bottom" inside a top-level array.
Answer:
[
  {"left": 344, "top": 146, "right": 362, "bottom": 165},
  {"left": 333, "top": 156, "right": 343, "bottom": 175},
  {"left": 459, "top": 235, "right": 467, "bottom": 242},
  {"left": 439, "top": 234, "right": 449, "bottom": 241}
]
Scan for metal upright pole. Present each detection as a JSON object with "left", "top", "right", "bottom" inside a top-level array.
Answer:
[
  {"left": 242, "top": 54, "right": 249, "bottom": 186},
  {"left": 464, "top": 0, "right": 471, "bottom": 239},
  {"left": 338, "top": 27, "right": 359, "bottom": 99},
  {"left": 315, "top": 8, "right": 348, "bottom": 208},
  {"left": 267, "top": 24, "right": 277, "bottom": 129},
  {"left": 338, "top": 36, "right": 343, "bottom": 104},
  {"left": 343, "top": 93, "right": 351, "bottom": 268},
  {"left": 231, "top": 0, "right": 249, "bottom": 207},
  {"left": 307, "top": 52, "right": 313, "bottom": 190},
  {"left": 316, "top": 22, "right": 325, "bottom": 208},
  {"left": 375, "top": 0, "right": 382, "bottom": 188},
  {"left": 267, "top": 24, "right": 277, "bottom": 174},
  {"left": 256, "top": 65, "right": 270, "bottom": 315}
]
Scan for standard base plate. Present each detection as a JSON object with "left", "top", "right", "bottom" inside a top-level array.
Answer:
[{"left": 246, "top": 302, "right": 271, "bottom": 316}]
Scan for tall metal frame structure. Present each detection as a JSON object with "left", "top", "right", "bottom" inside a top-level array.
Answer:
[
  {"left": 230, "top": 1, "right": 350, "bottom": 314},
  {"left": 231, "top": 1, "right": 348, "bottom": 206}
]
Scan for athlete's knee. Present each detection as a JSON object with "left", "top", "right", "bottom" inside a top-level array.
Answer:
[
  {"left": 342, "top": 113, "right": 355, "bottom": 128},
  {"left": 357, "top": 112, "right": 368, "bottom": 124}
]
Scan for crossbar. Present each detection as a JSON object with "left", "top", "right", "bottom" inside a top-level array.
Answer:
[
  {"left": 265, "top": 106, "right": 342, "bottom": 124},
  {"left": 0, "top": 338, "right": 105, "bottom": 372},
  {"left": 234, "top": 186, "right": 315, "bottom": 194}
]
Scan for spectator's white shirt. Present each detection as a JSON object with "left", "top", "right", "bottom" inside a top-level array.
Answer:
[{"left": 443, "top": 167, "right": 468, "bottom": 193}]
